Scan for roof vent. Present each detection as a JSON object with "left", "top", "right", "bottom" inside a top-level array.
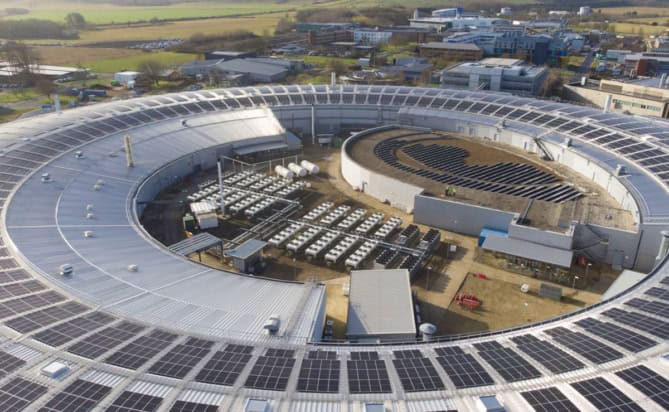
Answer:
[
  {"left": 263, "top": 314, "right": 280, "bottom": 334},
  {"left": 96, "top": 179, "right": 105, "bottom": 186},
  {"left": 86, "top": 204, "right": 94, "bottom": 211},
  {"left": 74, "top": 150, "right": 83, "bottom": 159},
  {"left": 86, "top": 212, "right": 95, "bottom": 220},
  {"left": 59, "top": 264, "right": 73, "bottom": 276},
  {"left": 41, "top": 361, "right": 69, "bottom": 379},
  {"left": 41, "top": 173, "right": 51, "bottom": 183},
  {"left": 93, "top": 184, "right": 102, "bottom": 191},
  {"left": 127, "top": 264, "right": 138, "bottom": 272},
  {"left": 615, "top": 164, "right": 626, "bottom": 176},
  {"left": 83, "top": 230, "right": 94, "bottom": 238},
  {"left": 419, "top": 323, "right": 437, "bottom": 342}
]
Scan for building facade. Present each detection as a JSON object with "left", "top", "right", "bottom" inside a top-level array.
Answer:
[{"left": 441, "top": 58, "right": 548, "bottom": 95}]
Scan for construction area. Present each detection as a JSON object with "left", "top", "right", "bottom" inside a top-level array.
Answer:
[{"left": 141, "top": 134, "right": 621, "bottom": 340}]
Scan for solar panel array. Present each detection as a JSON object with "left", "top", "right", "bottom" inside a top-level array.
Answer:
[
  {"left": 434, "top": 347, "right": 494, "bottom": 388},
  {"left": 296, "top": 351, "right": 340, "bottom": 393},
  {"left": 521, "top": 387, "right": 579, "bottom": 412},
  {"left": 67, "top": 321, "right": 146, "bottom": 360},
  {"left": 39, "top": 379, "right": 112, "bottom": 412},
  {"left": 244, "top": 348, "right": 296, "bottom": 391},
  {"left": 575, "top": 318, "right": 656, "bottom": 353},
  {"left": 474, "top": 341, "right": 542, "bottom": 383},
  {"left": 571, "top": 377, "right": 643, "bottom": 412},
  {"left": 544, "top": 327, "right": 623, "bottom": 364},
  {"left": 348, "top": 352, "right": 392, "bottom": 394},
  {"left": 32, "top": 312, "right": 116, "bottom": 347},
  {"left": 0, "top": 377, "right": 48, "bottom": 411},
  {"left": 148, "top": 337, "right": 214, "bottom": 379},
  {"left": 511, "top": 334, "right": 584, "bottom": 374},
  {"left": 105, "top": 329, "right": 179, "bottom": 370},
  {"left": 392, "top": 350, "right": 444, "bottom": 392},
  {"left": 616, "top": 365, "right": 669, "bottom": 410},
  {"left": 195, "top": 344, "right": 253, "bottom": 386},
  {"left": 107, "top": 390, "right": 164, "bottom": 412}
]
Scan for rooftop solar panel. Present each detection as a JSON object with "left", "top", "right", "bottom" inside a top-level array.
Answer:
[
  {"left": 0, "top": 377, "right": 48, "bottom": 411},
  {"left": 511, "top": 334, "right": 584, "bottom": 374},
  {"left": 107, "top": 391, "right": 163, "bottom": 412},
  {"left": 39, "top": 379, "right": 112, "bottom": 412},
  {"left": 616, "top": 365, "right": 669, "bottom": 410},
  {"left": 571, "top": 377, "right": 643, "bottom": 412},
  {"left": 195, "top": 344, "right": 253, "bottom": 386},
  {"left": 521, "top": 387, "right": 579, "bottom": 412},
  {"left": 474, "top": 341, "right": 542, "bottom": 383},
  {"left": 147, "top": 337, "right": 214, "bottom": 379},
  {"left": 105, "top": 329, "right": 179, "bottom": 370}
]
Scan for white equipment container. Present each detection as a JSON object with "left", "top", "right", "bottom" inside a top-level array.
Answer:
[
  {"left": 288, "top": 162, "right": 307, "bottom": 177},
  {"left": 300, "top": 160, "right": 320, "bottom": 174},
  {"left": 274, "top": 165, "right": 294, "bottom": 179}
]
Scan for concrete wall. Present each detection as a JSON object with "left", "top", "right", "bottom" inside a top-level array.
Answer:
[
  {"left": 414, "top": 195, "right": 516, "bottom": 236},
  {"left": 340, "top": 126, "right": 424, "bottom": 212},
  {"left": 564, "top": 84, "right": 667, "bottom": 118},
  {"left": 508, "top": 220, "right": 574, "bottom": 250}
]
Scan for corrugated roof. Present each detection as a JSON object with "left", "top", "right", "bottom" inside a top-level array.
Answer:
[
  {"left": 226, "top": 239, "right": 267, "bottom": 260},
  {"left": 346, "top": 269, "right": 416, "bottom": 337},
  {"left": 169, "top": 233, "right": 222, "bottom": 256}
]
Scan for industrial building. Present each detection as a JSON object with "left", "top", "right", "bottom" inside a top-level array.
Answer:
[
  {"left": 441, "top": 58, "right": 548, "bottom": 95},
  {"left": 352, "top": 26, "right": 429, "bottom": 44},
  {"left": 0, "top": 82, "right": 666, "bottom": 411},
  {"left": 0, "top": 62, "right": 87, "bottom": 81},
  {"left": 624, "top": 51, "right": 669, "bottom": 76},
  {"left": 346, "top": 269, "right": 416, "bottom": 342},
  {"left": 564, "top": 77, "right": 669, "bottom": 118},
  {"left": 418, "top": 42, "right": 484, "bottom": 61},
  {"left": 180, "top": 58, "right": 296, "bottom": 83}
]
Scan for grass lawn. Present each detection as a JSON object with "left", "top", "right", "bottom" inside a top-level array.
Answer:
[
  {"left": 599, "top": 7, "right": 669, "bottom": 17},
  {"left": 299, "top": 55, "right": 359, "bottom": 66},
  {"left": 0, "top": 88, "right": 39, "bottom": 104},
  {"left": 86, "top": 51, "right": 198, "bottom": 74}
]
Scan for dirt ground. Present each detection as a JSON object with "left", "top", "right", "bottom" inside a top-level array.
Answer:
[
  {"left": 143, "top": 140, "right": 618, "bottom": 339},
  {"left": 348, "top": 129, "right": 636, "bottom": 232}
]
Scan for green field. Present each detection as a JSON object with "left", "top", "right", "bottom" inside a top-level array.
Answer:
[{"left": 86, "top": 51, "right": 197, "bottom": 73}]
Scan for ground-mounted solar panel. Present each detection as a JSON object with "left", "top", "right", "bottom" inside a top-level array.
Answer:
[
  {"left": 616, "top": 365, "right": 669, "bottom": 410},
  {"left": 147, "top": 337, "right": 214, "bottom": 379},
  {"left": 67, "top": 321, "right": 146, "bottom": 359},
  {"left": 32, "top": 312, "right": 115, "bottom": 347},
  {"left": 474, "top": 341, "right": 542, "bottom": 383},
  {"left": 5, "top": 301, "right": 88, "bottom": 333},
  {"left": 0, "top": 351, "right": 26, "bottom": 378},
  {"left": 107, "top": 391, "right": 163, "bottom": 412},
  {"left": 434, "top": 346, "right": 494, "bottom": 388},
  {"left": 521, "top": 387, "right": 579, "bottom": 412},
  {"left": 0, "top": 377, "right": 48, "bottom": 411},
  {"left": 392, "top": 351, "right": 444, "bottom": 392},
  {"left": 296, "top": 351, "right": 340, "bottom": 393},
  {"left": 0, "top": 290, "right": 66, "bottom": 320},
  {"left": 38, "top": 379, "right": 112, "bottom": 412},
  {"left": 571, "top": 377, "right": 643, "bottom": 412},
  {"left": 195, "top": 344, "right": 253, "bottom": 386},
  {"left": 602, "top": 308, "right": 669, "bottom": 339},
  {"left": 575, "top": 318, "right": 656, "bottom": 353},
  {"left": 511, "top": 334, "right": 584, "bottom": 374},
  {"left": 244, "top": 349, "right": 296, "bottom": 391}
]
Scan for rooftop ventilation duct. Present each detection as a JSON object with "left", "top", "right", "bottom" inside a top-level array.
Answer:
[
  {"left": 74, "top": 150, "right": 83, "bottom": 159},
  {"left": 41, "top": 173, "right": 51, "bottom": 183},
  {"left": 419, "top": 323, "right": 437, "bottom": 342},
  {"left": 83, "top": 231, "right": 94, "bottom": 238},
  {"left": 263, "top": 314, "right": 280, "bottom": 335}
]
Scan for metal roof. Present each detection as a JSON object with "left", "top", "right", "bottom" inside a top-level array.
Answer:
[
  {"left": 226, "top": 239, "right": 267, "bottom": 260},
  {"left": 169, "top": 233, "right": 222, "bottom": 256},
  {"left": 346, "top": 269, "right": 416, "bottom": 337},
  {"left": 482, "top": 234, "right": 574, "bottom": 267}
]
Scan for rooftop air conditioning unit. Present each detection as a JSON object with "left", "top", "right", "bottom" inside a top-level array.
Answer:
[
  {"left": 83, "top": 231, "right": 94, "bottom": 238},
  {"left": 59, "top": 264, "right": 73, "bottom": 276},
  {"left": 127, "top": 264, "right": 138, "bottom": 272},
  {"left": 263, "top": 314, "right": 280, "bottom": 334},
  {"left": 74, "top": 151, "right": 83, "bottom": 159},
  {"left": 41, "top": 173, "right": 51, "bottom": 183}
]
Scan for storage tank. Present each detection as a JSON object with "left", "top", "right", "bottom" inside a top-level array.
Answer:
[
  {"left": 288, "top": 162, "right": 307, "bottom": 177},
  {"left": 300, "top": 160, "right": 320, "bottom": 174},
  {"left": 274, "top": 165, "right": 294, "bottom": 179}
]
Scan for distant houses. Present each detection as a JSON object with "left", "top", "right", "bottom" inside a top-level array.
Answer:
[{"left": 179, "top": 55, "right": 304, "bottom": 85}]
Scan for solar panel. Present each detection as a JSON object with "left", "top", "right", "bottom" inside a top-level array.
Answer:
[
  {"left": 5, "top": 301, "right": 88, "bottom": 333},
  {"left": 544, "top": 327, "right": 623, "bottom": 364},
  {"left": 296, "top": 351, "right": 340, "bottom": 393},
  {"left": 67, "top": 321, "right": 146, "bottom": 359},
  {"left": 0, "top": 351, "right": 26, "bottom": 378},
  {"left": 511, "top": 334, "right": 584, "bottom": 374},
  {"left": 624, "top": 298, "right": 669, "bottom": 317},
  {"left": 0, "top": 269, "right": 29, "bottom": 284},
  {"left": 107, "top": 391, "right": 163, "bottom": 412},
  {"left": 474, "top": 341, "right": 542, "bottom": 383},
  {"left": 147, "top": 337, "right": 214, "bottom": 379},
  {"left": 347, "top": 352, "right": 392, "bottom": 394},
  {"left": 105, "top": 329, "right": 179, "bottom": 370},
  {"left": 645, "top": 287, "right": 669, "bottom": 301},
  {"left": 169, "top": 401, "right": 218, "bottom": 412},
  {"left": 575, "top": 318, "right": 656, "bottom": 353},
  {"left": 616, "top": 365, "right": 669, "bottom": 410},
  {"left": 434, "top": 347, "right": 494, "bottom": 388},
  {"left": 0, "top": 377, "right": 48, "bottom": 411},
  {"left": 521, "top": 387, "right": 579, "bottom": 412},
  {"left": 602, "top": 308, "right": 669, "bottom": 339},
  {"left": 33, "top": 312, "right": 116, "bottom": 347},
  {"left": 244, "top": 349, "right": 296, "bottom": 391},
  {"left": 195, "top": 344, "right": 253, "bottom": 386},
  {"left": 38, "top": 379, "right": 112, "bottom": 412},
  {"left": 0, "top": 290, "right": 65, "bottom": 320},
  {"left": 392, "top": 351, "right": 444, "bottom": 392},
  {"left": 571, "top": 377, "right": 643, "bottom": 412}
]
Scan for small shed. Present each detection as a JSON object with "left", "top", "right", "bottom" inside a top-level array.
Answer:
[
  {"left": 114, "top": 71, "right": 142, "bottom": 84},
  {"left": 226, "top": 239, "right": 267, "bottom": 273}
]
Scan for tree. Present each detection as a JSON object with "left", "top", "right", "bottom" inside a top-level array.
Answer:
[
  {"left": 137, "top": 59, "right": 164, "bottom": 87},
  {"left": 35, "top": 76, "right": 57, "bottom": 101},
  {"left": 326, "top": 59, "right": 347, "bottom": 76},
  {"left": 65, "top": 12, "right": 86, "bottom": 31},
  {"left": 540, "top": 69, "right": 564, "bottom": 98},
  {"left": 2, "top": 41, "right": 38, "bottom": 86}
]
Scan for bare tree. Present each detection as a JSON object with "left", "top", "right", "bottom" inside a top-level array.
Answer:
[
  {"left": 137, "top": 59, "right": 164, "bottom": 87},
  {"left": 35, "top": 76, "right": 57, "bottom": 101},
  {"left": 2, "top": 41, "right": 39, "bottom": 87}
]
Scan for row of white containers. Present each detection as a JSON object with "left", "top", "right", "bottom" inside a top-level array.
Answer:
[{"left": 274, "top": 160, "right": 319, "bottom": 179}]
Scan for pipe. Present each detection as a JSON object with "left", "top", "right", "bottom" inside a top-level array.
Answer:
[{"left": 124, "top": 134, "right": 134, "bottom": 168}]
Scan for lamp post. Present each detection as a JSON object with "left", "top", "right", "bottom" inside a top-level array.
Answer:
[
  {"left": 572, "top": 275, "right": 580, "bottom": 289},
  {"left": 426, "top": 265, "right": 433, "bottom": 291},
  {"left": 585, "top": 262, "right": 592, "bottom": 284}
]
